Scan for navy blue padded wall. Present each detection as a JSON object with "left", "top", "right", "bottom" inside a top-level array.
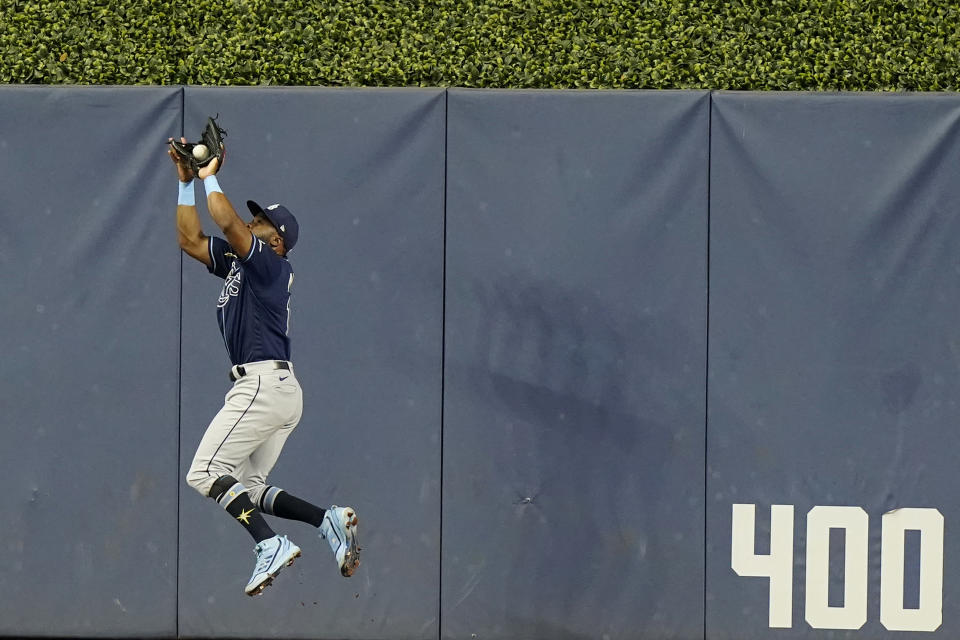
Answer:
[
  {"left": 0, "top": 86, "right": 182, "bottom": 636},
  {"left": 178, "top": 87, "right": 445, "bottom": 639},
  {"left": 443, "top": 89, "right": 709, "bottom": 640},
  {"left": 708, "top": 93, "right": 960, "bottom": 639},
  {"left": 11, "top": 86, "right": 958, "bottom": 640}
]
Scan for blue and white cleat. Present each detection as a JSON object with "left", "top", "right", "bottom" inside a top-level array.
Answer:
[
  {"left": 319, "top": 505, "right": 361, "bottom": 577},
  {"left": 245, "top": 534, "right": 301, "bottom": 596}
]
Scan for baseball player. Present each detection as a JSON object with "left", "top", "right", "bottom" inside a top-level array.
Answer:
[{"left": 169, "top": 136, "right": 360, "bottom": 596}]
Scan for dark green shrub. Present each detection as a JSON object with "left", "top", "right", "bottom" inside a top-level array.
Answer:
[{"left": 1, "top": 0, "right": 958, "bottom": 89}]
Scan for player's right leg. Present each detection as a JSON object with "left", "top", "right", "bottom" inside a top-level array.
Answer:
[
  {"left": 207, "top": 475, "right": 301, "bottom": 596},
  {"left": 244, "top": 533, "right": 300, "bottom": 596},
  {"left": 186, "top": 375, "right": 283, "bottom": 493},
  {"left": 185, "top": 377, "right": 301, "bottom": 594},
  {"left": 186, "top": 375, "right": 289, "bottom": 516}
]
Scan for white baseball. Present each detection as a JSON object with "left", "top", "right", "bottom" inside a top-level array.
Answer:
[{"left": 192, "top": 144, "right": 209, "bottom": 160}]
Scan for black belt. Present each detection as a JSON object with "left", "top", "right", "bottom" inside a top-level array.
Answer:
[{"left": 229, "top": 360, "right": 291, "bottom": 382}]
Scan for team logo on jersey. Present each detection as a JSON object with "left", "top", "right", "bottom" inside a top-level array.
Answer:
[{"left": 218, "top": 261, "right": 242, "bottom": 308}]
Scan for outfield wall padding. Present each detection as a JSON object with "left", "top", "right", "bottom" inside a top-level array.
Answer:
[
  {"left": 707, "top": 92, "right": 960, "bottom": 640},
  {"left": 0, "top": 86, "right": 182, "bottom": 637},
  {"left": 2, "top": 87, "right": 959, "bottom": 640},
  {"left": 442, "top": 89, "right": 709, "bottom": 640},
  {"left": 177, "top": 87, "right": 446, "bottom": 640}
]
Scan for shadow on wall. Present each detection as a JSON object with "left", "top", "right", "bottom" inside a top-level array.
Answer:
[
  {"left": 474, "top": 276, "right": 637, "bottom": 438},
  {"left": 441, "top": 272, "right": 702, "bottom": 626},
  {"left": 465, "top": 273, "right": 690, "bottom": 454}
]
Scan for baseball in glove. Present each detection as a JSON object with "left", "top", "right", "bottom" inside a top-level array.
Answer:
[{"left": 169, "top": 115, "right": 227, "bottom": 172}]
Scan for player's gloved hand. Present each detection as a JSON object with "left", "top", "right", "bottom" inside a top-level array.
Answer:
[
  {"left": 170, "top": 115, "right": 227, "bottom": 174},
  {"left": 168, "top": 136, "right": 196, "bottom": 182}
]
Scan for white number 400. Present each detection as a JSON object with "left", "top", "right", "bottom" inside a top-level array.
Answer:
[{"left": 731, "top": 504, "right": 943, "bottom": 632}]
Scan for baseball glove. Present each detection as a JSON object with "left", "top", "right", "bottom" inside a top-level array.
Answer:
[{"left": 170, "top": 115, "right": 227, "bottom": 172}]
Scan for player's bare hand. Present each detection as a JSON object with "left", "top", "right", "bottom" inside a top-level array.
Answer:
[
  {"left": 168, "top": 136, "right": 195, "bottom": 182},
  {"left": 198, "top": 148, "right": 223, "bottom": 180},
  {"left": 198, "top": 157, "right": 218, "bottom": 180}
]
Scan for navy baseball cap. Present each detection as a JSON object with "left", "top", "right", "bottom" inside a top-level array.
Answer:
[{"left": 247, "top": 200, "right": 299, "bottom": 252}]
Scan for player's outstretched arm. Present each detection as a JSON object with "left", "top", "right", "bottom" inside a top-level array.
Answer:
[
  {"left": 169, "top": 138, "right": 212, "bottom": 267},
  {"left": 198, "top": 155, "right": 253, "bottom": 258}
]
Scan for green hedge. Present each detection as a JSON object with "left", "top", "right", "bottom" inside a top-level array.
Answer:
[{"left": 2, "top": 0, "right": 959, "bottom": 89}]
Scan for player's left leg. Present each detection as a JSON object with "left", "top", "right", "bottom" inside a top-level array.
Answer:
[
  {"left": 255, "top": 483, "right": 361, "bottom": 577},
  {"left": 318, "top": 505, "right": 361, "bottom": 577},
  {"left": 244, "top": 426, "right": 332, "bottom": 531},
  {"left": 242, "top": 386, "right": 301, "bottom": 515},
  {"left": 245, "top": 424, "right": 361, "bottom": 577},
  {"left": 257, "top": 485, "right": 325, "bottom": 526}
]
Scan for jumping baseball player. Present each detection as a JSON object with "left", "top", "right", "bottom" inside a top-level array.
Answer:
[{"left": 169, "top": 130, "right": 360, "bottom": 596}]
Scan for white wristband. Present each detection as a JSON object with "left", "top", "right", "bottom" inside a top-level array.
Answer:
[{"left": 203, "top": 175, "right": 223, "bottom": 196}]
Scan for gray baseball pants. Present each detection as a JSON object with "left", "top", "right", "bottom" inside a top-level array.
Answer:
[{"left": 186, "top": 360, "right": 303, "bottom": 506}]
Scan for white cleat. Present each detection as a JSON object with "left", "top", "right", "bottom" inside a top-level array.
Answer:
[
  {"left": 319, "top": 505, "right": 361, "bottom": 577},
  {"left": 245, "top": 534, "right": 301, "bottom": 596}
]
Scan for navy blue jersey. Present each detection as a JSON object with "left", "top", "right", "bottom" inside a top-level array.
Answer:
[{"left": 207, "top": 234, "right": 294, "bottom": 366}]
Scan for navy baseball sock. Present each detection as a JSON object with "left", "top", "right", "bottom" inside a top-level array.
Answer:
[
  {"left": 224, "top": 493, "right": 276, "bottom": 543},
  {"left": 260, "top": 487, "right": 326, "bottom": 527},
  {"left": 210, "top": 477, "right": 276, "bottom": 543}
]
